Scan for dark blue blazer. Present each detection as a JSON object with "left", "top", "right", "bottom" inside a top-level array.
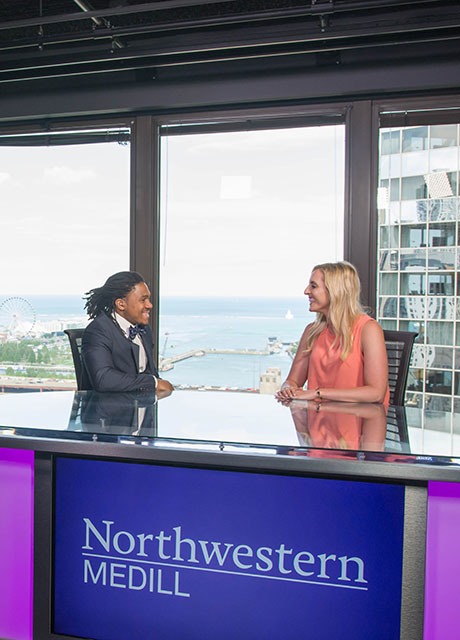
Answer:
[{"left": 81, "top": 313, "right": 158, "bottom": 393}]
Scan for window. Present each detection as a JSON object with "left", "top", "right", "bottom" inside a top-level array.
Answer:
[
  {"left": 159, "top": 123, "right": 345, "bottom": 391},
  {"left": 430, "top": 125, "right": 458, "bottom": 149},
  {"left": 402, "top": 127, "right": 428, "bottom": 153},
  {"left": 0, "top": 126, "right": 130, "bottom": 392}
]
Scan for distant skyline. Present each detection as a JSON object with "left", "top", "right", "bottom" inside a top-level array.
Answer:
[{"left": 0, "top": 124, "right": 344, "bottom": 298}]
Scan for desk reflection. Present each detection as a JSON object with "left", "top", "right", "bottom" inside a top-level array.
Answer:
[
  {"left": 287, "top": 401, "right": 401, "bottom": 454},
  {"left": 70, "top": 388, "right": 172, "bottom": 436},
  {"left": 64, "top": 388, "right": 411, "bottom": 456}
]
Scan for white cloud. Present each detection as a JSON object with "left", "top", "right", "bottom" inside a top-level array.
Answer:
[
  {"left": 220, "top": 175, "right": 252, "bottom": 199},
  {"left": 0, "top": 172, "right": 12, "bottom": 184},
  {"left": 43, "top": 166, "right": 96, "bottom": 185},
  {"left": 182, "top": 125, "right": 344, "bottom": 155}
]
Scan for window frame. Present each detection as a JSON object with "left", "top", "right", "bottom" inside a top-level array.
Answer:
[{"left": 131, "top": 102, "right": 371, "bottom": 361}]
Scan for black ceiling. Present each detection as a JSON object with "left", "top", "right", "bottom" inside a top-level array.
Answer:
[{"left": 0, "top": 0, "right": 459, "bottom": 86}]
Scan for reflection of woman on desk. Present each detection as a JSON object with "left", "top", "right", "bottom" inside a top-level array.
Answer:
[
  {"left": 276, "top": 261, "right": 389, "bottom": 404},
  {"left": 289, "top": 401, "right": 387, "bottom": 452}
]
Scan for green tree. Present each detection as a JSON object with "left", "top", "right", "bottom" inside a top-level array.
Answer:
[{"left": 2, "top": 343, "right": 12, "bottom": 361}]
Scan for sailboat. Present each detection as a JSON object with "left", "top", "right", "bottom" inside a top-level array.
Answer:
[{"left": 285, "top": 309, "right": 294, "bottom": 320}]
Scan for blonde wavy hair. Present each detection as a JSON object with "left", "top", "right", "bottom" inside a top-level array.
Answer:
[{"left": 304, "top": 261, "right": 365, "bottom": 361}]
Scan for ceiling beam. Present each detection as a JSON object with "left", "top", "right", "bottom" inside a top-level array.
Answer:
[
  {"left": 71, "top": 0, "right": 124, "bottom": 49},
  {"left": 0, "top": 0, "right": 242, "bottom": 31},
  {"left": 0, "top": 3, "right": 458, "bottom": 65},
  {"left": 0, "top": 27, "right": 459, "bottom": 84},
  {"left": 0, "top": 0, "right": 448, "bottom": 32}
]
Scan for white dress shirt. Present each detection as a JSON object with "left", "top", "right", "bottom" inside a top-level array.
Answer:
[
  {"left": 113, "top": 311, "right": 147, "bottom": 372},
  {"left": 112, "top": 311, "right": 158, "bottom": 434}
]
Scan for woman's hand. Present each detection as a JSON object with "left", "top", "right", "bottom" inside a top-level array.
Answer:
[
  {"left": 275, "top": 383, "right": 301, "bottom": 401},
  {"left": 289, "top": 388, "right": 319, "bottom": 401},
  {"left": 276, "top": 386, "right": 320, "bottom": 403}
]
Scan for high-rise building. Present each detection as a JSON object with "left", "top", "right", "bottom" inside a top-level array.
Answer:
[{"left": 377, "top": 124, "right": 460, "bottom": 410}]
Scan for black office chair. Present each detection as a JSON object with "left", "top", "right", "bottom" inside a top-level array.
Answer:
[
  {"left": 64, "top": 328, "right": 87, "bottom": 390},
  {"left": 384, "top": 405, "right": 410, "bottom": 453},
  {"left": 383, "top": 330, "right": 417, "bottom": 406}
]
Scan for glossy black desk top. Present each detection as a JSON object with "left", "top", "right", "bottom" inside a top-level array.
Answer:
[{"left": 0, "top": 389, "right": 459, "bottom": 481}]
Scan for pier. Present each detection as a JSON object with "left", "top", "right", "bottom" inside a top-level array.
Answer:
[
  {"left": 159, "top": 341, "right": 285, "bottom": 372},
  {"left": 204, "top": 347, "right": 270, "bottom": 355},
  {"left": 159, "top": 350, "right": 205, "bottom": 372}
]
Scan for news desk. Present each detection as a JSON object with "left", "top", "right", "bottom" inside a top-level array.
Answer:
[{"left": 1, "top": 389, "right": 460, "bottom": 640}]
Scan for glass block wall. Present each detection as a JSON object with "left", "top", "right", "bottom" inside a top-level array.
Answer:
[{"left": 377, "top": 124, "right": 460, "bottom": 410}]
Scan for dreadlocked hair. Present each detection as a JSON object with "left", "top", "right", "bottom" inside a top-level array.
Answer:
[{"left": 84, "top": 271, "right": 145, "bottom": 320}]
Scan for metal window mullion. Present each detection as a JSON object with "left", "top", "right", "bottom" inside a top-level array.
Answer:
[
  {"left": 159, "top": 114, "right": 345, "bottom": 137},
  {"left": 0, "top": 116, "right": 131, "bottom": 138},
  {"left": 347, "top": 100, "right": 377, "bottom": 311},
  {"left": 380, "top": 107, "right": 460, "bottom": 129},
  {"left": 130, "top": 116, "right": 160, "bottom": 359}
]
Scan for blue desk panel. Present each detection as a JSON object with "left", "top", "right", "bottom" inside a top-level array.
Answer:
[{"left": 54, "top": 457, "right": 405, "bottom": 640}]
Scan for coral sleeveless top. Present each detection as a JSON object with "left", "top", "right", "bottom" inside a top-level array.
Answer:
[{"left": 307, "top": 315, "right": 389, "bottom": 404}]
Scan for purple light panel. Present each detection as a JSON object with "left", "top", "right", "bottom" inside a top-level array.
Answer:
[
  {"left": 424, "top": 481, "right": 460, "bottom": 640},
  {"left": 0, "top": 448, "right": 34, "bottom": 640}
]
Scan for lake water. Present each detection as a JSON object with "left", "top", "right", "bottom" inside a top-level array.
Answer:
[{"left": 0, "top": 295, "right": 314, "bottom": 388}]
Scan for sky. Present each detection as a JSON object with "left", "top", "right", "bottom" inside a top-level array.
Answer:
[
  {"left": 0, "top": 141, "right": 130, "bottom": 296},
  {"left": 0, "top": 124, "right": 344, "bottom": 298},
  {"left": 160, "top": 125, "right": 345, "bottom": 297}
]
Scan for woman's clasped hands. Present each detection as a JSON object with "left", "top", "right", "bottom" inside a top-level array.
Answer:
[{"left": 275, "top": 384, "right": 321, "bottom": 403}]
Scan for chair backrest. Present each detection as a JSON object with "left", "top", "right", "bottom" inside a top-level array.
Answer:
[
  {"left": 384, "top": 405, "right": 409, "bottom": 453},
  {"left": 64, "top": 329, "right": 86, "bottom": 390},
  {"left": 383, "top": 330, "right": 417, "bottom": 406}
]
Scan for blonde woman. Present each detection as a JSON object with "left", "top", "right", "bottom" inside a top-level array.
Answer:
[{"left": 276, "top": 262, "right": 389, "bottom": 404}]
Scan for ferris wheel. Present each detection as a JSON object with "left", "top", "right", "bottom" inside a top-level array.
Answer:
[{"left": 0, "top": 297, "right": 36, "bottom": 336}]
